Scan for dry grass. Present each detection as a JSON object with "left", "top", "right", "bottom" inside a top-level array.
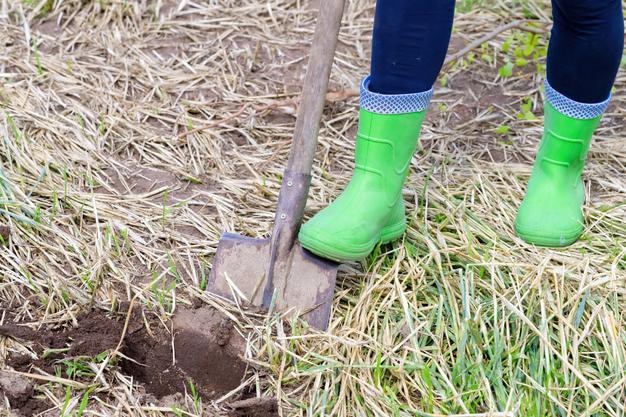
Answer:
[{"left": 0, "top": 0, "right": 625, "bottom": 416}]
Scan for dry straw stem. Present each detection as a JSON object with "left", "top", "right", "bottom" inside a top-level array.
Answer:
[{"left": 0, "top": 0, "right": 625, "bottom": 416}]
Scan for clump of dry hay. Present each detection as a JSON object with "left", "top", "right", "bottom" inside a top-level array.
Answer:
[{"left": 0, "top": 0, "right": 625, "bottom": 416}]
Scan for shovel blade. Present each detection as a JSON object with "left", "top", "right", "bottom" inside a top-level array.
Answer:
[{"left": 208, "top": 233, "right": 339, "bottom": 330}]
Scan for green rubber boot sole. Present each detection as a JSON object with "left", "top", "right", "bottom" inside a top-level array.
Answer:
[
  {"left": 515, "top": 102, "right": 601, "bottom": 247},
  {"left": 299, "top": 108, "right": 426, "bottom": 262}
]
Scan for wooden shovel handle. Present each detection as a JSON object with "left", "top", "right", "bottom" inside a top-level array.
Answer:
[
  {"left": 286, "top": 0, "right": 346, "bottom": 175},
  {"left": 264, "top": 2, "right": 345, "bottom": 292}
]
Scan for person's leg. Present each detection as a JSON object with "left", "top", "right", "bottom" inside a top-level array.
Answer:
[
  {"left": 547, "top": 0, "right": 623, "bottom": 103},
  {"left": 369, "top": 0, "right": 455, "bottom": 94},
  {"left": 299, "top": 0, "right": 455, "bottom": 262},
  {"left": 515, "top": 0, "right": 623, "bottom": 247}
]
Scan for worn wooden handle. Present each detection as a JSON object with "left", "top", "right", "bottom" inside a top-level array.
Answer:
[
  {"left": 286, "top": 0, "right": 346, "bottom": 174},
  {"left": 265, "top": 1, "right": 346, "bottom": 279},
  {"left": 263, "top": 2, "right": 345, "bottom": 303}
]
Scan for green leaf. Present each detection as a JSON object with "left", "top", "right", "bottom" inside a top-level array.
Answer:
[
  {"left": 498, "top": 62, "right": 514, "bottom": 78},
  {"left": 495, "top": 125, "right": 510, "bottom": 135},
  {"left": 515, "top": 57, "right": 528, "bottom": 67},
  {"left": 502, "top": 38, "right": 512, "bottom": 54}
]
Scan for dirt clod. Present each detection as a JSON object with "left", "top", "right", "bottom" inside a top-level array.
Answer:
[
  {"left": 0, "top": 371, "right": 33, "bottom": 409},
  {"left": 215, "top": 318, "right": 234, "bottom": 346},
  {"left": 0, "top": 225, "right": 10, "bottom": 242},
  {"left": 1, "top": 306, "right": 249, "bottom": 413},
  {"left": 67, "top": 311, "right": 126, "bottom": 357},
  {"left": 0, "top": 369, "right": 48, "bottom": 416},
  {"left": 228, "top": 397, "right": 279, "bottom": 417}
]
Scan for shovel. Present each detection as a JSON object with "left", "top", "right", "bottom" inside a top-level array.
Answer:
[{"left": 208, "top": 1, "right": 346, "bottom": 330}]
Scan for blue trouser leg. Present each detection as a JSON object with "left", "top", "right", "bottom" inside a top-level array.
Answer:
[
  {"left": 369, "top": 0, "right": 455, "bottom": 94},
  {"left": 547, "top": 0, "right": 624, "bottom": 103},
  {"left": 370, "top": 0, "right": 623, "bottom": 103}
]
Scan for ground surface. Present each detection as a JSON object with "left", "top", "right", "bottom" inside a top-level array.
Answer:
[{"left": 0, "top": 0, "right": 625, "bottom": 416}]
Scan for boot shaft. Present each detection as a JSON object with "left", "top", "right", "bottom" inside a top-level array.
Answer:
[
  {"left": 348, "top": 76, "right": 432, "bottom": 205},
  {"left": 535, "top": 102, "right": 601, "bottom": 186},
  {"left": 351, "top": 109, "right": 426, "bottom": 204}
]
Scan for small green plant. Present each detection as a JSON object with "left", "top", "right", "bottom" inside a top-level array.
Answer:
[
  {"left": 167, "top": 253, "right": 180, "bottom": 280},
  {"left": 150, "top": 268, "right": 178, "bottom": 313},
  {"left": 199, "top": 262, "right": 208, "bottom": 291},
  {"left": 60, "top": 386, "right": 72, "bottom": 417},
  {"left": 480, "top": 42, "right": 494, "bottom": 64},
  {"left": 170, "top": 406, "right": 184, "bottom": 417},
  {"left": 498, "top": 61, "right": 514, "bottom": 78},
  {"left": 433, "top": 212, "right": 447, "bottom": 224},
  {"left": 498, "top": 29, "right": 548, "bottom": 79},
  {"left": 32, "top": 40, "right": 45, "bottom": 76},
  {"left": 183, "top": 174, "right": 202, "bottom": 184},
  {"left": 98, "top": 115, "right": 106, "bottom": 136},
  {"left": 161, "top": 189, "right": 171, "bottom": 227},
  {"left": 6, "top": 113, "right": 23, "bottom": 143},
  {"left": 517, "top": 98, "right": 537, "bottom": 121},
  {"left": 494, "top": 124, "right": 510, "bottom": 135},
  {"left": 457, "top": 0, "right": 483, "bottom": 13},
  {"left": 187, "top": 378, "right": 202, "bottom": 414},
  {"left": 62, "top": 358, "right": 93, "bottom": 379},
  {"left": 59, "top": 351, "right": 109, "bottom": 380},
  {"left": 22, "top": 0, "right": 54, "bottom": 16},
  {"left": 76, "top": 387, "right": 94, "bottom": 417}
]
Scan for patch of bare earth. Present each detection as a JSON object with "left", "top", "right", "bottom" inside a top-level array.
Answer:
[{"left": 0, "top": 306, "right": 276, "bottom": 416}]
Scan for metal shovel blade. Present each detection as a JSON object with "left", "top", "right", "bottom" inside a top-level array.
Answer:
[
  {"left": 207, "top": 1, "right": 345, "bottom": 331},
  {"left": 208, "top": 233, "right": 339, "bottom": 330}
]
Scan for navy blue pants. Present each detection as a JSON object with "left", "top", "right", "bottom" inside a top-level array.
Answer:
[{"left": 369, "top": 0, "right": 624, "bottom": 104}]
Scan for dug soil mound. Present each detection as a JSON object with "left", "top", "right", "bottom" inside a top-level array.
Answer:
[
  {"left": 121, "top": 306, "right": 248, "bottom": 399},
  {"left": 0, "top": 305, "right": 277, "bottom": 416}
]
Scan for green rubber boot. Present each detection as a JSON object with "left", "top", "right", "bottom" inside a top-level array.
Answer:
[
  {"left": 299, "top": 80, "right": 430, "bottom": 262},
  {"left": 515, "top": 101, "right": 602, "bottom": 247}
]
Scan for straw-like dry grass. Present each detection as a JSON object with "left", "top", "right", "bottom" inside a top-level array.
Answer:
[{"left": 1, "top": 0, "right": 625, "bottom": 416}]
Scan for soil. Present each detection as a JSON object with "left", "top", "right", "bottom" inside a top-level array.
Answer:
[
  {"left": 0, "top": 371, "right": 40, "bottom": 415},
  {"left": 0, "top": 306, "right": 276, "bottom": 416},
  {"left": 0, "top": 225, "right": 9, "bottom": 242},
  {"left": 121, "top": 307, "right": 248, "bottom": 399},
  {"left": 100, "top": 159, "right": 217, "bottom": 242},
  {"left": 101, "top": 161, "right": 212, "bottom": 200},
  {"left": 1, "top": 310, "right": 125, "bottom": 368},
  {"left": 227, "top": 397, "right": 279, "bottom": 417}
]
